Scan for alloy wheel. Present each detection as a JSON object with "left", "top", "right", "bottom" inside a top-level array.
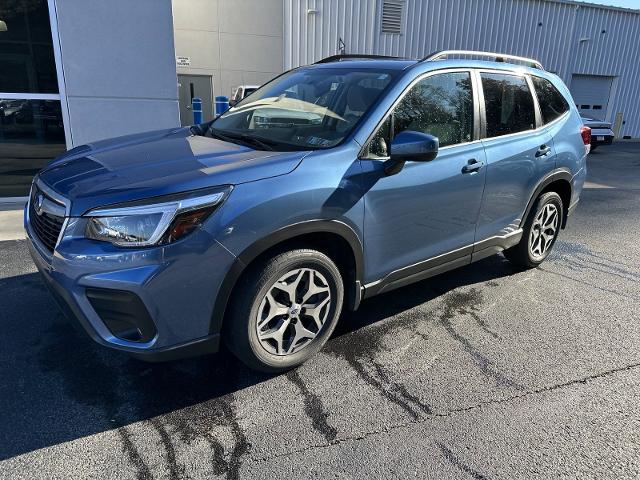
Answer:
[
  {"left": 256, "top": 268, "right": 332, "bottom": 356},
  {"left": 529, "top": 203, "right": 559, "bottom": 259}
]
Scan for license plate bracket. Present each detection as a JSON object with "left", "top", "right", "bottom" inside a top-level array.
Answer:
[{"left": 597, "top": 136, "right": 605, "bottom": 141}]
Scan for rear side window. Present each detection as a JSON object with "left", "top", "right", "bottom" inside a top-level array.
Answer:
[
  {"left": 531, "top": 76, "right": 570, "bottom": 124},
  {"left": 481, "top": 73, "right": 535, "bottom": 138}
]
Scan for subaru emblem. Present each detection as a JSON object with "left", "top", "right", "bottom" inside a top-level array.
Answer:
[{"left": 35, "top": 194, "right": 45, "bottom": 216}]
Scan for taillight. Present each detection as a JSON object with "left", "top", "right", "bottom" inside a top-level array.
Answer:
[{"left": 580, "top": 126, "right": 591, "bottom": 154}]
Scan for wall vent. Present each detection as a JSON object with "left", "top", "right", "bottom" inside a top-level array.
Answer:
[{"left": 381, "top": 0, "right": 404, "bottom": 34}]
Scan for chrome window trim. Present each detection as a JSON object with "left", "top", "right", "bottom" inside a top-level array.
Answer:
[
  {"left": 358, "top": 65, "right": 574, "bottom": 159},
  {"left": 476, "top": 69, "right": 539, "bottom": 140},
  {"left": 525, "top": 74, "right": 544, "bottom": 129},
  {"left": 480, "top": 110, "right": 571, "bottom": 145},
  {"left": 529, "top": 74, "right": 572, "bottom": 127},
  {"left": 476, "top": 68, "right": 571, "bottom": 131},
  {"left": 358, "top": 67, "right": 479, "bottom": 159}
]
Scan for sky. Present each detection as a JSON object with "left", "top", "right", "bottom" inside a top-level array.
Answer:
[{"left": 580, "top": 0, "right": 640, "bottom": 10}]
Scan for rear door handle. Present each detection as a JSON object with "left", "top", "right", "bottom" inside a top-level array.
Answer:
[
  {"left": 535, "top": 145, "right": 551, "bottom": 157},
  {"left": 461, "top": 158, "right": 484, "bottom": 174}
]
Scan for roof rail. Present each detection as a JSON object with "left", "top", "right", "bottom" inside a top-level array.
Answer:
[
  {"left": 314, "top": 54, "right": 403, "bottom": 64},
  {"left": 423, "top": 50, "right": 544, "bottom": 70}
]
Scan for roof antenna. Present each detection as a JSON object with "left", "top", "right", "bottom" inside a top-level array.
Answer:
[{"left": 338, "top": 37, "right": 346, "bottom": 55}]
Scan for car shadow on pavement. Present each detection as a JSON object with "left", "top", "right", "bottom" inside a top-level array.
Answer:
[{"left": 0, "top": 254, "right": 519, "bottom": 461}]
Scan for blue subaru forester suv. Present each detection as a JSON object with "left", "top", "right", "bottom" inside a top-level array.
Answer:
[{"left": 26, "top": 51, "right": 588, "bottom": 372}]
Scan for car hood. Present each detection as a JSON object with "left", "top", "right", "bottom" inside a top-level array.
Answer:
[{"left": 38, "top": 127, "right": 308, "bottom": 216}]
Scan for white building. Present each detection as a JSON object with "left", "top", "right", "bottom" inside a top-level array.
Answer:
[{"left": 1, "top": 0, "right": 639, "bottom": 199}]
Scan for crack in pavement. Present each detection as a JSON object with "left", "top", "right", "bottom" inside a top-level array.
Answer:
[
  {"left": 540, "top": 266, "right": 640, "bottom": 301},
  {"left": 551, "top": 241, "right": 640, "bottom": 282},
  {"left": 246, "top": 361, "right": 640, "bottom": 465}
]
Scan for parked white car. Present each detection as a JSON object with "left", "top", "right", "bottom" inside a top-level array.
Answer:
[
  {"left": 581, "top": 116, "right": 614, "bottom": 151},
  {"left": 230, "top": 85, "right": 260, "bottom": 106}
]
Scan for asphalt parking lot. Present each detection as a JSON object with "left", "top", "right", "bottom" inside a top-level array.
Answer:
[{"left": 1, "top": 143, "right": 639, "bottom": 479}]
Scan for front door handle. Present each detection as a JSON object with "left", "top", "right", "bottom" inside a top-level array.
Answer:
[
  {"left": 535, "top": 145, "right": 551, "bottom": 157},
  {"left": 461, "top": 158, "right": 484, "bottom": 174}
]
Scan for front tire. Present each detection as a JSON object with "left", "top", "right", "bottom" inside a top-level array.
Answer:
[
  {"left": 504, "top": 191, "right": 563, "bottom": 269},
  {"left": 224, "top": 249, "right": 344, "bottom": 373}
]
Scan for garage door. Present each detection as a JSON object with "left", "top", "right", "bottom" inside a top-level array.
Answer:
[{"left": 570, "top": 74, "right": 614, "bottom": 120}]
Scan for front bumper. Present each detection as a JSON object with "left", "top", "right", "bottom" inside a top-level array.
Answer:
[{"left": 26, "top": 208, "right": 237, "bottom": 361}]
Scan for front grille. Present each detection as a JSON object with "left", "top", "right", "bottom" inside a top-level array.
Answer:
[{"left": 29, "top": 185, "right": 66, "bottom": 253}]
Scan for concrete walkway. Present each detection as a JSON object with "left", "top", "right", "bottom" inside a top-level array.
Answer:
[{"left": 0, "top": 203, "right": 26, "bottom": 241}]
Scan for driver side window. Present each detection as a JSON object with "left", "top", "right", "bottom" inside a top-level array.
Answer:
[{"left": 366, "top": 71, "right": 474, "bottom": 158}]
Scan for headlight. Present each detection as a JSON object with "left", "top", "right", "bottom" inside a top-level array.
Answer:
[{"left": 84, "top": 186, "right": 231, "bottom": 247}]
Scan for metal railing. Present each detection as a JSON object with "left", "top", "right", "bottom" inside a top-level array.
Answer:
[{"left": 422, "top": 50, "right": 544, "bottom": 70}]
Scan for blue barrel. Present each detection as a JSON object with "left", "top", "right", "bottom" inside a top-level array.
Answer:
[
  {"left": 215, "top": 96, "right": 230, "bottom": 116},
  {"left": 191, "top": 97, "right": 203, "bottom": 124}
]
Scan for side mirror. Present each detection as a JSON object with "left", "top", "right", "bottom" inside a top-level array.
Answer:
[{"left": 390, "top": 130, "right": 439, "bottom": 162}]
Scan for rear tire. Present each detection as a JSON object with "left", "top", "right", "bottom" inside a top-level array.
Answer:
[
  {"left": 504, "top": 191, "right": 563, "bottom": 269},
  {"left": 224, "top": 249, "right": 344, "bottom": 373}
]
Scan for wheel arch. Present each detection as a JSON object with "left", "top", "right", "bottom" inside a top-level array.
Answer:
[
  {"left": 209, "top": 220, "right": 364, "bottom": 335},
  {"left": 522, "top": 170, "right": 572, "bottom": 229}
]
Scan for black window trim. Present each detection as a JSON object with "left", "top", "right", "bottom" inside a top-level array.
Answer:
[
  {"left": 358, "top": 67, "right": 481, "bottom": 160},
  {"left": 360, "top": 67, "right": 573, "bottom": 158},
  {"left": 529, "top": 73, "right": 573, "bottom": 128},
  {"left": 475, "top": 69, "right": 542, "bottom": 141}
]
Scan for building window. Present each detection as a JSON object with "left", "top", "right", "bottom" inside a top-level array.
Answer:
[
  {"left": 381, "top": 0, "right": 404, "bottom": 34},
  {"left": 0, "top": 0, "right": 59, "bottom": 94},
  {"left": 0, "top": 98, "right": 65, "bottom": 197},
  {"left": 0, "top": 0, "right": 65, "bottom": 197}
]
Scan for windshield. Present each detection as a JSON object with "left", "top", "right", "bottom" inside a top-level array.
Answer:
[{"left": 208, "top": 67, "right": 398, "bottom": 150}]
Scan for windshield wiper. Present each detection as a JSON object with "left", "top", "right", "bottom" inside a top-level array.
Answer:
[
  {"left": 235, "top": 133, "right": 276, "bottom": 151},
  {"left": 209, "top": 129, "right": 276, "bottom": 151},
  {"left": 209, "top": 129, "right": 239, "bottom": 144}
]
